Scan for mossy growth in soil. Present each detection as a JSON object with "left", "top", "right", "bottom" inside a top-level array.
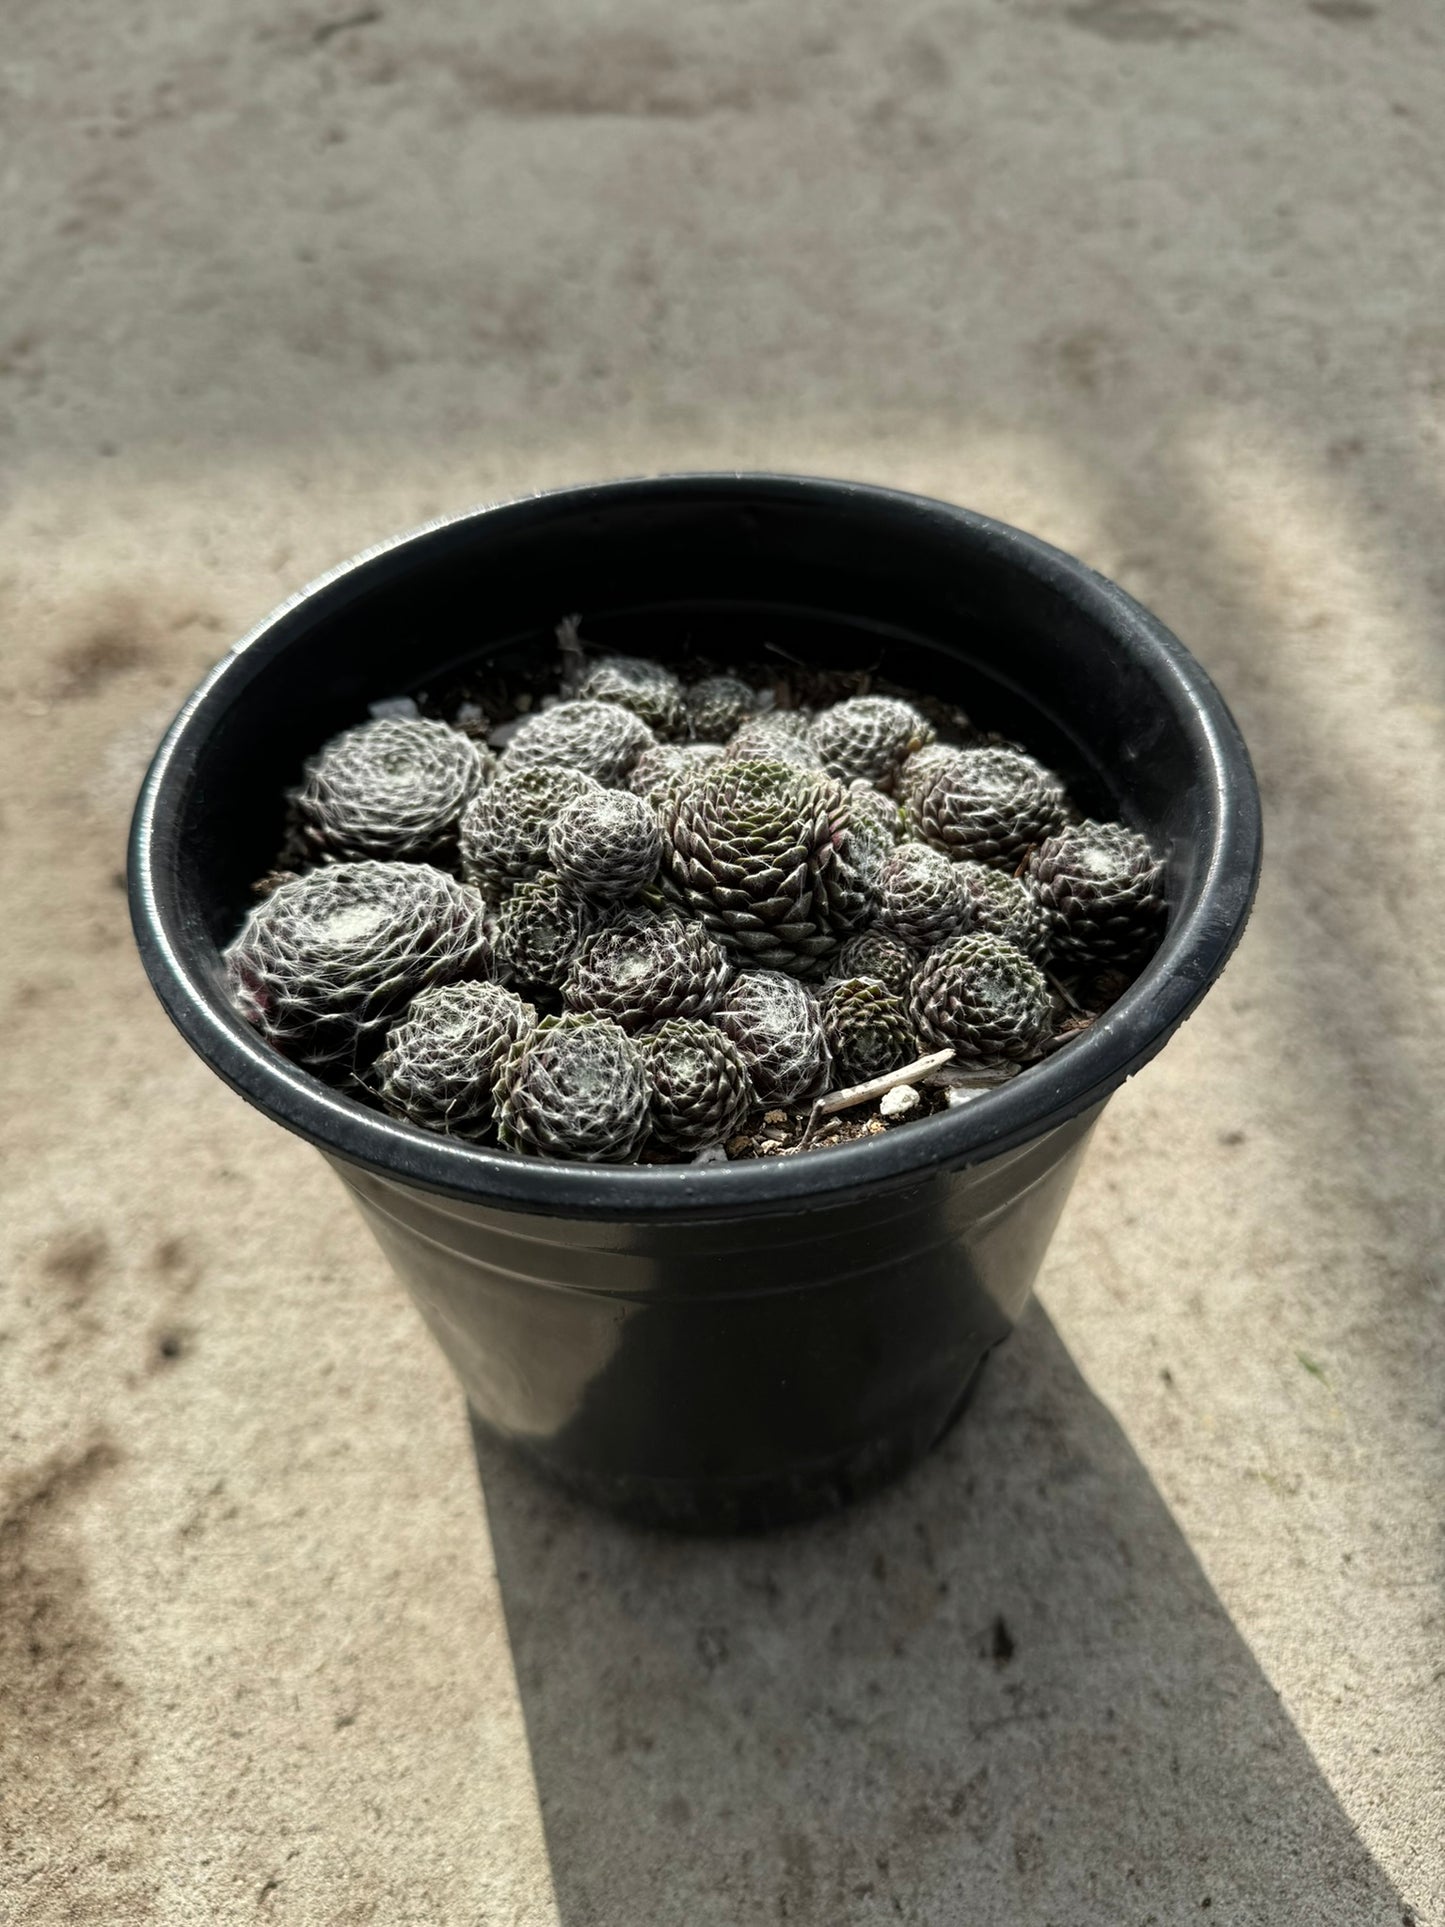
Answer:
[{"left": 225, "top": 618, "right": 1166, "bottom": 1164}]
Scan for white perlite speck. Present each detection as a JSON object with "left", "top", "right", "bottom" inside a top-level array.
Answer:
[{"left": 879, "top": 1084, "right": 921, "bottom": 1120}]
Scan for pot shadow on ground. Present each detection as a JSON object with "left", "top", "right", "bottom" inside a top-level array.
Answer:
[{"left": 470, "top": 1302, "right": 1410, "bottom": 1927}]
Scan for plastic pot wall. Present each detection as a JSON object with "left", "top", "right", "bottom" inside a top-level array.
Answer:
[{"left": 129, "top": 475, "right": 1262, "bottom": 1531}]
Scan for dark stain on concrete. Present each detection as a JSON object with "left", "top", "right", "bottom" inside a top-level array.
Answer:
[
  {"left": 153, "top": 1234, "right": 202, "bottom": 1296},
  {"left": 51, "top": 603, "right": 152, "bottom": 699},
  {"left": 0, "top": 1437, "right": 154, "bottom": 1914},
  {"left": 313, "top": 6, "right": 383, "bottom": 44},
  {"left": 1309, "top": 0, "right": 1377, "bottom": 20},
  {"left": 42, "top": 1227, "right": 110, "bottom": 1307},
  {"left": 1065, "top": 1, "right": 1229, "bottom": 42}
]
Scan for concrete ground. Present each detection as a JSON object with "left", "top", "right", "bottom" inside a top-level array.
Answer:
[{"left": 2, "top": 1, "right": 1442, "bottom": 1920}]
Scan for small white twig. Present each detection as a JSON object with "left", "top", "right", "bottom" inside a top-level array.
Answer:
[
  {"left": 556, "top": 613, "right": 587, "bottom": 691},
  {"left": 800, "top": 1047, "right": 954, "bottom": 1147},
  {"left": 1047, "top": 970, "right": 1085, "bottom": 1015}
]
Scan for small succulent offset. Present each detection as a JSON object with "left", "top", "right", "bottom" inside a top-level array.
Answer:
[
  {"left": 576, "top": 655, "right": 688, "bottom": 740},
  {"left": 811, "top": 697, "right": 935, "bottom": 791},
  {"left": 375, "top": 980, "right": 536, "bottom": 1137},
  {"left": 723, "top": 717, "right": 824, "bottom": 772},
  {"left": 712, "top": 970, "right": 831, "bottom": 1106},
  {"left": 564, "top": 920, "right": 733, "bottom": 1030},
  {"left": 819, "top": 976, "right": 915, "bottom": 1084},
  {"left": 503, "top": 699, "right": 656, "bottom": 785},
  {"left": 1028, "top": 821, "right": 1165, "bottom": 965},
  {"left": 685, "top": 674, "right": 757, "bottom": 742},
  {"left": 297, "top": 717, "right": 488, "bottom": 861},
  {"left": 231, "top": 631, "right": 1166, "bottom": 1164},
  {"left": 494, "top": 1011, "right": 652, "bottom": 1163},
  {"left": 902, "top": 746, "right": 1067, "bottom": 869},
  {"left": 956, "top": 862, "right": 1049, "bottom": 961},
  {"left": 876, "top": 842, "right": 971, "bottom": 951},
  {"left": 643, "top": 1019, "right": 754, "bottom": 1152},
  {"left": 460, "top": 765, "right": 602, "bottom": 895},
  {"left": 911, "top": 933, "right": 1053, "bottom": 1064},
  {"left": 548, "top": 788, "right": 663, "bottom": 901},
  {"left": 834, "top": 926, "right": 919, "bottom": 1000},
  {"left": 492, "top": 871, "right": 592, "bottom": 986},
  {"left": 630, "top": 742, "right": 725, "bottom": 802}
]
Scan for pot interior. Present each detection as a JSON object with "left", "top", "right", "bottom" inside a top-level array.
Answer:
[{"left": 176, "top": 488, "right": 1212, "bottom": 955}]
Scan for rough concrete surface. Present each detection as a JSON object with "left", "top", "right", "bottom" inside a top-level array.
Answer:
[{"left": 2, "top": 1, "right": 1442, "bottom": 1921}]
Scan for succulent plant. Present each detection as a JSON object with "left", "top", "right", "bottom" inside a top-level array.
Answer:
[
  {"left": 711, "top": 970, "right": 830, "bottom": 1105},
  {"left": 576, "top": 655, "right": 687, "bottom": 740},
  {"left": 901, "top": 746, "right": 1068, "bottom": 870},
  {"left": 893, "top": 736, "right": 963, "bottom": 797},
  {"left": 642, "top": 1018, "right": 755, "bottom": 1151},
  {"left": 491, "top": 871, "right": 591, "bottom": 985},
  {"left": 548, "top": 787, "right": 663, "bottom": 901},
  {"left": 295, "top": 717, "right": 487, "bottom": 862},
  {"left": 846, "top": 780, "right": 904, "bottom": 853},
  {"left": 459, "top": 765, "right": 602, "bottom": 895},
  {"left": 1028, "top": 820, "right": 1165, "bottom": 965},
  {"left": 819, "top": 977, "right": 916, "bottom": 1084},
  {"left": 564, "top": 919, "right": 733, "bottom": 1030},
  {"left": 629, "top": 742, "right": 725, "bottom": 803},
  {"left": 225, "top": 860, "right": 492, "bottom": 1068},
  {"left": 956, "top": 861, "right": 1049, "bottom": 961},
  {"left": 579, "top": 897, "right": 679, "bottom": 952},
  {"left": 810, "top": 696, "right": 935, "bottom": 791},
  {"left": 876, "top": 841, "right": 971, "bottom": 950},
  {"left": 685, "top": 674, "right": 757, "bottom": 741},
  {"left": 724, "top": 717, "right": 825, "bottom": 772},
  {"left": 503, "top": 699, "right": 656, "bottom": 785},
  {"left": 659, "top": 759, "right": 877, "bottom": 977},
  {"left": 494, "top": 1012, "right": 651, "bottom": 1162},
  {"left": 374, "top": 980, "right": 536, "bottom": 1137},
  {"left": 910, "top": 933, "right": 1052, "bottom": 1064},
  {"left": 834, "top": 926, "right": 919, "bottom": 999}
]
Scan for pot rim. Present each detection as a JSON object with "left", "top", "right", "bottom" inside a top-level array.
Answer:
[{"left": 128, "top": 472, "right": 1262, "bottom": 1220}]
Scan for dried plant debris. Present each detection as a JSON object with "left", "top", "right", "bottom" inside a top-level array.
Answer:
[{"left": 226, "top": 626, "right": 1165, "bottom": 1162}]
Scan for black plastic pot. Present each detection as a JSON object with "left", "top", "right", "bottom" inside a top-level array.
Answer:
[{"left": 129, "top": 475, "right": 1261, "bottom": 1531}]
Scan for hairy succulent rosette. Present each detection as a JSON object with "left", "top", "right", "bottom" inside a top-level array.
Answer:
[
  {"left": 1027, "top": 820, "right": 1165, "bottom": 966},
  {"left": 502, "top": 699, "right": 656, "bottom": 785},
  {"left": 491, "top": 872, "right": 592, "bottom": 986},
  {"left": 659, "top": 759, "right": 877, "bottom": 977},
  {"left": 494, "top": 1012, "right": 651, "bottom": 1163},
  {"left": 642, "top": 1018, "right": 755, "bottom": 1152},
  {"left": 685, "top": 674, "right": 757, "bottom": 742},
  {"left": 895, "top": 741, "right": 962, "bottom": 795},
  {"left": 565, "top": 919, "right": 733, "bottom": 1030},
  {"left": 956, "top": 861, "right": 1049, "bottom": 961},
  {"left": 846, "top": 780, "right": 904, "bottom": 857},
  {"left": 576, "top": 655, "right": 687, "bottom": 740},
  {"left": 711, "top": 970, "right": 830, "bottom": 1106},
  {"left": 629, "top": 742, "right": 725, "bottom": 803},
  {"left": 723, "top": 718, "right": 825, "bottom": 772},
  {"left": 910, "top": 933, "right": 1052, "bottom": 1064},
  {"left": 834, "top": 927, "right": 919, "bottom": 999},
  {"left": 374, "top": 981, "right": 536, "bottom": 1137},
  {"left": 810, "top": 696, "right": 935, "bottom": 791},
  {"left": 296, "top": 717, "right": 487, "bottom": 861},
  {"left": 459, "top": 765, "right": 601, "bottom": 895},
  {"left": 819, "top": 976, "right": 916, "bottom": 1084},
  {"left": 876, "top": 842, "right": 970, "bottom": 951},
  {"left": 548, "top": 787, "right": 664, "bottom": 901},
  {"left": 224, "top": 860, "right": 492, "bottom": 1069},
  {"left": 902, "top": 746, "right": 1068, "bottom": 870}
]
